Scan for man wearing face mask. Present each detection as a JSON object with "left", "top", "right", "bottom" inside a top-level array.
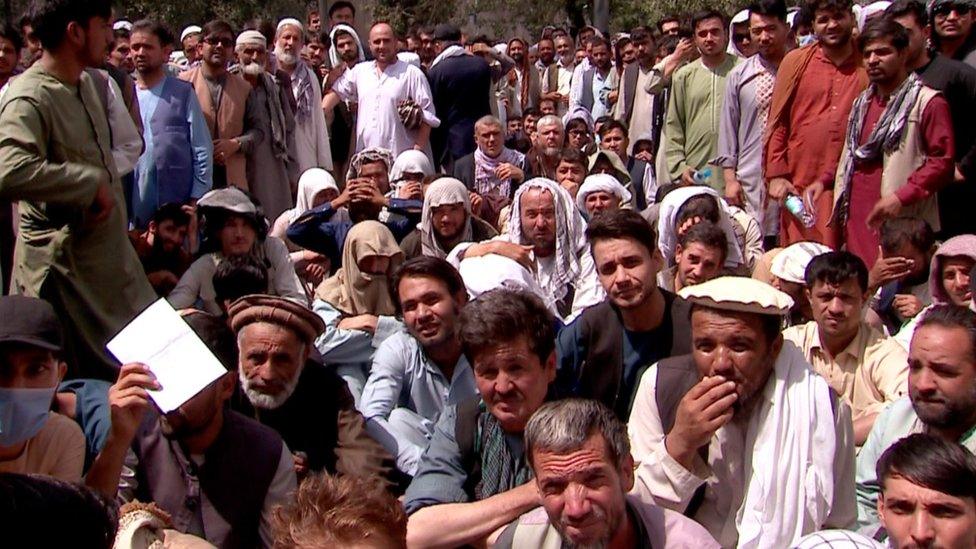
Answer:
[
  {"left": 629, "top": 276, "right": 857, "bottom": 547},
  {"left": 0, "top": 296, "right": 85, "bottom": 482}
]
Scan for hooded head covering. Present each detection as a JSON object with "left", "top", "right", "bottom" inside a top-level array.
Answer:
[
  {"left": 346, "top": 147, "right": 395, "bottom": 182},
  {"left": 315, "top": 221, "right": 404, "bottom": 315},
  {"left": 329, "top": 24, "right": 365, "bottom": 68},
  {"left": 587, "top": 150, "right": 632, "bottom": 185},
  {"left": 728, "top": 10, "right": 752, "bottom": 57},
  {"left": 295, "top": 168, "right": 339, "bottom": 216},
  {"left": 563, "top": 106, "right": 595, "bottom": 134},
  {"left": 419, "top": 178, "right": 472, "bottom": 259},
  {"left": 576, "top": 174, "right": 632, "bottom": 212},
  {"left": 656, "top": 186, "right": 744, "bottom": 268},
  {"left": 929, "top": 235, "right": 976, "bottom": 305},
  {"left": 509, "top": 178, "right": 588, "bottom": 303},
  {"left": 769, "top": 241, "right": 833, "bottom": 284},
  {"left": 389, "top": 150, "right": 434, "bottom": 184}
]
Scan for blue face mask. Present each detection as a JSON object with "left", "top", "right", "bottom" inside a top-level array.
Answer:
[{"left": 0, "top": 386, "right": 55, "bottom": 448}]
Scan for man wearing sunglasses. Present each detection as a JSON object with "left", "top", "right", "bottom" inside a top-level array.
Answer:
[
  {"left": 931, "top": 0, "right": 976, "bottom": 67},
  {"left": 180, "top": 20, "right": 261, "bottom": 191}
]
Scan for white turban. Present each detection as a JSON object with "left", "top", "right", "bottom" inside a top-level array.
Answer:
[
  {"left": 576, "top": 174, "right": 632, "bottom": 213},
  {"left": 236, "top": 30, "right": 267, "bottom": 49},
  {"left": 770, "top": 241, "right": 833, "bottom": 284}
]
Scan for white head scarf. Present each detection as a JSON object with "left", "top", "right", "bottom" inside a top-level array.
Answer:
[
  {"left": 728, "top": 10, "right": 751, "bottom": 57},
  {"left": 656, "top": 186, "right": 744, "bottom": 268},
  {"left": 770, "top": 241, "right": 833, "bottom": 284},
  {"left": 509, "top": 178, "right": 587, "bottom": 303},
  {"left": 459, "top": 254, "right": 560, "bottom": 317},
  {"left": 328, "top": 24, "right": 365, "bottom": 68},
  {"left": 576, "top": 174, "right": 632, "bottom": 213},
  {"left": 419, "top": 178, "right": 472, "bottom": 259},
  {"left": 389, "top": 149, "right": 434, "bottom": 184},
  {"left": 295, "top": 168, "right": 339, "bottom": 216}
]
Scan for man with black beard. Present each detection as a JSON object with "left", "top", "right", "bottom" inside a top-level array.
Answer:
[
  {"left": 324, "top": 24, "right": 364, "bottom": 178},
  {"left": 855, "top": 304, "right": 976, "bottom": 532},
  {"left": 128, "top": 202, "right": 193, "bottom": 295},
  {"left": 85, "top": 312, "right": 296, "bottom": 548}
]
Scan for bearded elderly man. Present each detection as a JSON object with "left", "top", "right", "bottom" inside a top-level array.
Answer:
[
  {"left": 274, "top": 18, "right": 333, "bottom": 172},
  {"left": 226, "top": 294, "right": 395, "bottom": 483},
  {"left": 495, "top": 399, "right": 720, "bottom": 549},
  {"left": 526, "top": 115, "right": 565, "bottom": 180},
  {"left": 234, "top": 30, "right": 299, "bottom": 222},
  {"left": 448, "top": 177, "right": 605, "bottom": 323},
  {"left": 399, "top": 177, "right": 498, "bottom": 260},
  {"left": 452, "top": 115, "right": 529, "bottom": 226},
  {"left": 629, "top": 276, "right": 857, "bottom": 547}
]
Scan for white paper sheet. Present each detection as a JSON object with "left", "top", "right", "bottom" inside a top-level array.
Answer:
[{"left": 107, "top": 299, "right": 227, "bottom": 413}]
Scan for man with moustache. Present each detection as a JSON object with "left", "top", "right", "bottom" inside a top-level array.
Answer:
[
  {"left": 508, "top": 37, "right": 541, "bottom": 115},
  {"left": 180, "top": 20, "right": 260, "bottom": 191},
  {"left": 629, "top": 276, "right": 857, "bottom": 547},
  {"left": 128, "top": 202, "right": 193, "bottom": 296},
  {"left": 86, "top": 312, "right": 296, "bottom": 548},
  {"left": 540, "top": 34, "right": 575, "bottom": 116},
  {"left": 129, "top": 20, "right": 212, "bottom": 229},
  {"left": 855, "top": 304, "right": 976, "bottom": 532},
  {"left": 360, "top": 257, "right": 478, "bottom": 476},
  {"left": 525, "top": 114, "right": 564, "bottom": 179},
  {"left": 324, "top": 23, "right": 364, "bottom": 175},
  {"left": 235, "top": 30, "right": 298, "bottom": 221},
  {"left": 274, "top": 18, "right": 333, "bottom": 172}
]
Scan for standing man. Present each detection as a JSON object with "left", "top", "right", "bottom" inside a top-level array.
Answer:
[
  {"left": 888, "top": 0, "right": 976, "bottom": 239},
  {"left": 275, "top": 18, "right": 333, "bottom": 173},
  {"left": 507, "top": 37, "right": 541, "bottom": 115},
  {"left": 129, "top": 20, "right": 212, "bottom": 229},
  {"left": 765, "top": 0, "right": 868, "bottom": 248},
  {"left": 540, "top": 34, "right": 575, "bottom": 116},
  {"left": 327, "top": 1, "right": 356, "bottom": 30},
  {"left": 0, "top": 0, "right": 156, "bottom": 379},
  {"left": 236, "top": 30, "right": 298, "bottom": 222},
  {"left": 180, "top": 20, "right": 260, "bottom": 191},
  {"left": 665, "top": 10, "right": 739, "bottom": 190},
  {"left": 427, "top": 24, "right": 492, "bottom": 172},
  {"left": 930, "top": 0, "right": 976, "bottom": 67},
  {"left": 715, "top": 0, "right": 791, "bottom": 235},
  {"left": 323, "top": 22, "right": 439, "bottom": 161},
  {"left": 569, "top": 36, "right": 614, "bottom": 121},
  {"left": 615, "top": 28, "right": 664, "bottom": 155},
  {"left": 832, "top": 17, "right": 954, "bottom": 268}
]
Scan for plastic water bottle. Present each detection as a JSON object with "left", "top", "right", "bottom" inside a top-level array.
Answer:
[
  {"left": 784, "top": 193, "right": 816, "bottom": 228},
  {"left": 692, "top": 167, "right": 713, "bottom": 185}
]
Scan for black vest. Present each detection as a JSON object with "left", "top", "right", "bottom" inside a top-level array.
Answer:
[{"left": 132, "top": 409, "right": 283, "bottom": 549}]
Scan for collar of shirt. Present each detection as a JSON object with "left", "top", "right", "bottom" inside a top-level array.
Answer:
[{"left": 809, "top": 321, "right": 868, "bottom": 365}]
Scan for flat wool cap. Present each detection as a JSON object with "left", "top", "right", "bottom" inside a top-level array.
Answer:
[
  {"left": 679, "top": 276, "right": 794, "bottom": 316},
  {"left": 227, "top": 294, "right": 324, "bottom": 344}
]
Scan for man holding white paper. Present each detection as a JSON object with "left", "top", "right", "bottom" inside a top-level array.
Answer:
[{"left": 86, "top": 311, "right": 296, "bottom": 548}]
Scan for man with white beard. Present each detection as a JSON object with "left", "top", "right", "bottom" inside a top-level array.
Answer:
[
  {"left": 227, "top": 294, "right": 395, "bottom": 483},
  {"left": 235, "top": 30, "right": 298, "bottom": 222},
  {"left": 274, "top": 18, "right": 333, "bottom": 173}
]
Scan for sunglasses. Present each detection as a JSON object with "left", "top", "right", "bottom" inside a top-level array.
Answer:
[
  {"left": 933, "top": 3, "right": 973, "bottom": 17},
  {"left": 204, "top": 36, "right": 234, "bottom": 48}
]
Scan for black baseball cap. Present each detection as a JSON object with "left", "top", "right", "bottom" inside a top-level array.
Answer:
[
  {"left": 433, "top": 23, "right": 461, "bottom": 42},
  {"left": 0, "top": 296, "right": 63, "bottom": 351}
]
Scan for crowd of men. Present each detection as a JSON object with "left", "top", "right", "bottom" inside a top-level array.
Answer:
[{"left": 2, "top": 0, "right": 976, "bottom": 546}]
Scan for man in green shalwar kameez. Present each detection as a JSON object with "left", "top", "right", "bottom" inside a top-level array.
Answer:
[{"left": 0, "top": 0, "right": 155, "bottom": 379}]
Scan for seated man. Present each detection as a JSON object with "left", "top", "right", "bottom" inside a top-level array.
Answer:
[
  {"left": 770, "top": 240, "right": 833, "bottom": 325},
  {"left": 598, "top": 119, "right": 655, "bottom": 209},
  {"left": 226, "top": 294, "right": 395, "bottom": 484},
  {"left": 449, "top": 177, "right": 605, "bottom": 323},
  {"left": 0, "top": 296, "right": 84, "bottom": 481},
  {"left": 127, "top": 202, "right": 193, "bottom": 296},
  {"left": 212, "top": 254, "right": 270, "bottom": 317},
  {"left": 452, "top": 115, "right": 528, "bottom": 226},
  {"left": 286, "top": 148, "right": 424, "bottom": 266},
  {"left": 553, "top": 147, "right": 588, "bottom": 199},
  {"left": 876, "top": 433, "right": 976, "bottom": 548},
  {"left": 629, "top": 277, "right": 857, "bottom": 547},
  {"left": 86, "top": 311, "right": 295, "bottom": 547},
  {"left": 404, "top": 289, "right": 555, "bottom": 547},
  {"left": 525, "top": 115, "right": 565, "bottom": 180},
  {"left": 659, "top": 221, "right": 727, "bottom": 293},
  {"left": 399, "top": 178, "right": 498, "bottom": 260},
  {"left": 575, "top": 173, "right": 632, "bottom": 218},
  {"left": 785, "top": 252, "right": 909, "bottom": 446},
  {"left": 856, "top": 305, "right": 976, "bottom": 532},
  {"left": 495, "top": 399, "right": 720, "bottom": 548},
  {"left": 556, "top": 210, "right": 691, "bottom": 420},
  {"left": 868, "top": 217, "right": 936, "bottom": 335},
  {"left": 361, "top": 257, "right": 478, "bottom": 476}
]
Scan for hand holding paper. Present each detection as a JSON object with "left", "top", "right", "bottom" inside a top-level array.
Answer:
[{"left": 107, "top": 299, "right": 227, "bottom": 413}]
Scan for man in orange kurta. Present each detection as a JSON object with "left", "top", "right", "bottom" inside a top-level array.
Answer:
[{"left": 764, "top": 0, "right": 868, "bottom": 248}]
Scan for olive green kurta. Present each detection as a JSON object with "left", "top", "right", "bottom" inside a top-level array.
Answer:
[{"left": 0, "top": 64, "right": 155, "bottom": 379}]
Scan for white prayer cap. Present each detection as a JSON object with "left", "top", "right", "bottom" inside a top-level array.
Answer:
[
  {"left": 277, "top": 18, "right": 304, "bottom": 33},
  {"left": 180, "top": 25, "right": 202, "bottom": 43},
  {"left": 857, "top": 1, "right": 892, "bottom": 30},
  {"left": 770, "top": 241, "right": 833, "bottom": 284},
  {"left": 113, "top": 20, "right": 133, "bottom": 32},
  {"left": 397, "top": 51, "right": 422, "bottom": 68},
  {"left": 679, "top": 276, "right": 794, "bottom": 316},
  {"left": 236, "top": 30, "right": 267, "bottom": 49},
  {"left": 576, "top": 174, "right": 632, "bottom": 212}
]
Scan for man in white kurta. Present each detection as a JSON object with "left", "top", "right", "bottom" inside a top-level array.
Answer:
[{"left": 628, "top": 277, "right": 857, "bottom": 548}]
